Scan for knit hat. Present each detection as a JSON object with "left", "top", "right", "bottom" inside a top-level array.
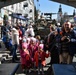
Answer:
[
  {"left": 22, "top": 43, "right": 28, "bottom": 49},
  {"left": 30, "top": 37, "right": 36, "bottom": 42},
  {"left": 39, "top": 44, "right": 44, "bottom": 49},
  {"left": 22, "top": 38, "right": 26, "bottom": 43}
]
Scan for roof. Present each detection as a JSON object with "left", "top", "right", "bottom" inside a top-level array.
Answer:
[
  {"left": 0, "top": 0, "right": 76, "bottom": 8},
  {"left": 0, "top": 0, "right": 25, "bottom": 8},
  {"left": 50, "top": 0, "right": 76, "bottom": 8}
]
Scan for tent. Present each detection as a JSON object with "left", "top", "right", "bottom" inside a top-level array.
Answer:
[
  {"left": 18, "top": 15, "right": 28, "bottom": 21},
  {"left": 9, "top": 13, "right": 28, "bottom": 21},
  {"left": 9, "top": 13, "right": 19, "bottom": 19}
]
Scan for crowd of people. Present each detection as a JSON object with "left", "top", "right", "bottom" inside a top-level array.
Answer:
[
  {"left": 1, "top": 20, "right": 76, "bottom": 75},
  {"left": 44, "top": 21, "right": 76, "bottom": 65},
  {"left": 1, "top": 22, "right": 50, "bottom": 75}
]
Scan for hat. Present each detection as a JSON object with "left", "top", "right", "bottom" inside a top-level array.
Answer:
[
  {"left": 6, "top": 29, "right": 9, "bottom": 32},
  {"left": 30, "top": 37, "right": 36, "bottom": 43},
  {"left": 29, "top": 25, "right": 32, "bottom": 28},
  {"left": 27, "top": 38, "right": 30, "bottom": 42},
  {"left": 19, "top": 22, "right": 22, "bottom": 24},
  {"left": 22, "top": 43, "right": 28, "bottom": 49},
  {"left": 22, "top": 38, "right": 26, "bottom": 43},
  {"left": 39, "top": 44, "right": 44, "bottom": 49},
  {"left": 12, "top": 28, "right": 16, "bottom": 31},
  {"left": 57, "top": 23, "right": 60, "bottom": 26}
]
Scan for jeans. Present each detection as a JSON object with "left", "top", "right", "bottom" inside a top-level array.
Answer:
[
  {"left": 12, "top": 44, "right": 18, "bottom": 61},
  {"left": 38, "top": 62, "right": 44, "bottom": 75}
]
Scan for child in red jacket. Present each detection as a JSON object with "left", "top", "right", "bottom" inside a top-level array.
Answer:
[
  {"left": 34, "top": 44, "right": 50, "bottom": 75},
  {"left": 20, "top": 42, "right": 32, "bottom": 73}
]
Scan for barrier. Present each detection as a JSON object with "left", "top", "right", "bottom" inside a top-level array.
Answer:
[
  {"left": 0, "top": 63, "right": 19, "bottom": 75},
  {"left": 52, "top": 64, "right": 76, "bottom": 75}
]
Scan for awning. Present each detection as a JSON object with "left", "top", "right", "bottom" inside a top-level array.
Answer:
[
  {"left": 9, "top": 13, "right": 18, "bottom": 19},
  {"left": 9, "top": 13, "right": 28, "bottom": 21},
  {"left": 18, "top": 15, "right": 28, "bottom": 21}
]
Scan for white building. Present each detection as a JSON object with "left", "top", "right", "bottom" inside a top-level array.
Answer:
[
  {"left": 57, "top": 4, "right": 63, "bottom": 23},
  {"left": 0, "top": 0, "right": 34, "bottom": 25},
  {"left": 23, "top": 0, "right": 34, "bottom": 23}
]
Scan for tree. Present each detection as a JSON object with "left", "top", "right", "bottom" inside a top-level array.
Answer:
[
  {"left": 3, "top": 14, "right": 8, "bottom": 25},
  {"left": 52, "top": 19, "right": 57, "bottom": 25},
  {"left": 34, "top": 6, "right": 38, "bottom": 22}
]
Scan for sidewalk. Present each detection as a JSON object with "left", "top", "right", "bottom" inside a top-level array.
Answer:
[
  {"left": 15, "top": 57, "right": 51, "bottom": 75},
  {"left": 0, "top": 39, "right": 76, "bottom": 75},
  {"left": 0, "top": 39, "right": 20, "bottom": 63}
]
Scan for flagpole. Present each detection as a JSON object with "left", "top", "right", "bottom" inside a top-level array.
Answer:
[
  {"left": 36, "top": 0, "right": 39, "bottom": 25},
  {"left": 37, "top": 0, "right": 39, "bottom": 11}
]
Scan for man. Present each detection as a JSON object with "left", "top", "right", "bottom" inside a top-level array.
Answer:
[
  {"left": 24, "top": 25, "right": 35, "bottom": 38},
  {"left": 47, "top": 25, "right": 59, "bottom": 65},
  {"left": 60, "top": 21, "right": 76, "bottom": 64},
  {"left": 11, "top": 27, "right": 19, "bottom": 62}
]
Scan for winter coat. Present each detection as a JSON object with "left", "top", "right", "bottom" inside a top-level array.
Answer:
[
  {"left": 28, "top": 44, "right": 38, "bottom": 58},
  {"left": 34, "top": 50, "right": 50, "bottom": 67},
  {"left": 12, "top": 28, "right": 19, "bottom": 45},
  {"left": 20, "top": 49, "right": 32, "bottom": 68}
]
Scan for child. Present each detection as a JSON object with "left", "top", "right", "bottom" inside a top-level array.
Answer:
[
  {"left": 20, "top": 42, "right": 32, "bottom": 73},
  {"left": 34, "top": 44, "right": 50, "bottom": 75},
  {"left": 28, "top": 37, "right": 38, "bottom": 60}
]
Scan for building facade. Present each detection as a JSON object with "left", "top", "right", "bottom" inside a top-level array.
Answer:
[
  {"left": 57, "top": 4, "right": 63, "bottom": 23},
  {"left": 0, "top": 0, "right": 34, "bottom": 25}
]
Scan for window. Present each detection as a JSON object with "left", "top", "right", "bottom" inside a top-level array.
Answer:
[{"left": 23, "top": 2, "right": 28, "bottom": 8}]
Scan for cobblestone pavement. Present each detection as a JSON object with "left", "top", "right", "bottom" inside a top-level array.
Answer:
[
  {"left": 0, "top": 40, "right": 76, "bottom": 75},
  {"left": 15, "top": 57, "right": 51, "bottom": 75},
  {"left": 0, "top": 40, "right": 52, "bottom": 75}
]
